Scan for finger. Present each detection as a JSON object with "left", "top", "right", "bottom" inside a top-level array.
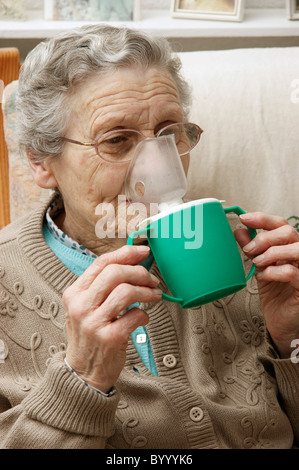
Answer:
[
  {"left": 240, "top": 212, "right": 289, "bottom": 231},
  {"left": 83, "top": 264, "right": 160, "bottom": 307},
  {"left": 113, "top": 306, "right": 150, "bottom": 337},
  {"left": 256, "top": 264, "right": 299, "bottom": 290},
  {"left": 242, "top": 224, "right": 299, "bottom": 256},
  {"left": 72, "top": 244, "right": 150, "bottom": 290},
  {"left": 234, "top": 228, "right": 251, "bottom": 249},
  {"left": 253, "top": 242, "right": 299, "bottom": 268},
  {"left": 67, "top": 306, "right": 150, "bottom": 392},
  {"left": 98, "top": 283, "right": 162, "bottom": 323},
  {"left": 276, "top": 260, "right": 299, "bottom": 268}
]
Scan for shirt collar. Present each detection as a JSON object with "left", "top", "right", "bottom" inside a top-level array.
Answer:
[{"left": 45, "top": 198, "right": 97, "bottom": 259}]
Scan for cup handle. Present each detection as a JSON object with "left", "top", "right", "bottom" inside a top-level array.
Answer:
[
  {"left": 127, "top": 227, "right": 149, "bottom": 246},
  {"left": 224, "top": 205, "right": 257, "bottom": 282},
  {"left": 127, "top": 228, "right": 184, "bottom": 305}
]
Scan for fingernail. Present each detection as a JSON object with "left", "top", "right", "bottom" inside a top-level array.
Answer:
[
  {"left": 240, "top": 213, "right": 252, "bottom": 220},
  {"left": 253, "top": 254, "right": 264, "bottom": 265},
  {"left": 150, "top": 273, "right": 160, "bottom": 285},
  {"left": 244, "top": 240, "right": 256, "bottom": 253},
  {"left": 153, "top": 287, "right": 163, "bottom": 296},
  {"left": 136, "top": 245, "right": 150, "bottom": 253}
]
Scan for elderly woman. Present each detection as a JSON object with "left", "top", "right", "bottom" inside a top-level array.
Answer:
[{"left": 0, "top": 24, "right": 298, "bottom": 449}]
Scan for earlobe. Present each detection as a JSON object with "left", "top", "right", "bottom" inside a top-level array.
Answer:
[{"left": 27, "top": 151, "right": 58, "bottom": 189}]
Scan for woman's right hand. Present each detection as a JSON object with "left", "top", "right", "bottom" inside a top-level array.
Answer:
[{"left": 62, "top": 245, "right": 161, "bottom": 394}]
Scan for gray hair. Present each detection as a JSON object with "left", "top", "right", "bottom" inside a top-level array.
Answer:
[{"left": 17, "top": 24, "right": 192, "bottom": 162}]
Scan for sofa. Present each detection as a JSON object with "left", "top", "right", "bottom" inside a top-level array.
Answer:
[{"left": 1, "top": 46, "right": 299, "bottom": 228}]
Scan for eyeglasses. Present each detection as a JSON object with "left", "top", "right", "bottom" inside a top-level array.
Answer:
[{"left": 62, "top": 122, "right": 203, "bottom": 164}]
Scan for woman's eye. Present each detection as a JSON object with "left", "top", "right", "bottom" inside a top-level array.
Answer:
[{"left": 105, "top": 135, "right": 125, "bottom": 145}]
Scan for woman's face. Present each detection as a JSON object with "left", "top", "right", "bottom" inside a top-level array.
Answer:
[{"left": 41, "top": 67, "right": 189, "bottom": 253}]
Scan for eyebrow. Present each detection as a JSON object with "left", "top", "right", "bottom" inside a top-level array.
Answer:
[
  {"left": 91, "top": 115, "right": 130, "bottom": 139},
  {"left": 90, "top": 100, "right": 184, "bottom": 140}
]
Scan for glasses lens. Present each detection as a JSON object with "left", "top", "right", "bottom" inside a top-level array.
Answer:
[
  {"left": 159, "top": 123, "right": 201, "bottom": 156},
  {"left": 97, "top": 130, "right": 142, "bottom": 163},
  {"left": 96, "top": 123, "right": 202, "bottom": 162}
]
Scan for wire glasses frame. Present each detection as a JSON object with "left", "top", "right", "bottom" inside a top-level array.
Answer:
[{"left": 62, "top": 122, "right": 203, "bottom": 164}]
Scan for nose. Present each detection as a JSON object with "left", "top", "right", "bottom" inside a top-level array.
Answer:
[
  {"left": 142, "top": 129, "right": 159, "bottom": 140},
  {"left": 125, "top": 133, "right": 188, "bottom": 210}
]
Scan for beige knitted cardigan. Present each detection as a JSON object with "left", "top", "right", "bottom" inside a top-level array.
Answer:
[{"left": 0, "top": 196, "right": 298, "bottom": 449}]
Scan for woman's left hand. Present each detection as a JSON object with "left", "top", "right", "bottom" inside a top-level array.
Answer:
[{"left": 234, "top": 212, "right": 299, "bottom": 359}]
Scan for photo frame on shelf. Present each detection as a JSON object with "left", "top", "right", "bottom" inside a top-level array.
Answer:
[
  {"left": 44, "top": 0, "right": 141, "bottom": 22},
  {"left": 0, "top": 0, "right": 25, "bottom": 20},
  {"left": 171, "top": 0, "right": 245, "bottom": 22},
  {"left": 286, "top": 0, "right": 299, "bottom": 20}
]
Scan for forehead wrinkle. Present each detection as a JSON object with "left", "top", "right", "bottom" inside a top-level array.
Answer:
[
  {"left": 87, "top": 85, "right": 179, "bottom": 123},
  {"left": 89, "top": 99, "right": 182, "bottom": 138},
  {"left": 85, "top": 69, "right": 179, "bottom": 103},
  {"left": 79, "top": 69, "right": 182, "bottom": 136}
]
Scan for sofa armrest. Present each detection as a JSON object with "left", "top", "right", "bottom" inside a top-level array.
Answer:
[
  {"left": 0, "top": 47, "right": 20, "bottom": 228},
  {"left": 2, "top": 81, "right": 52, "bottom": 224}
]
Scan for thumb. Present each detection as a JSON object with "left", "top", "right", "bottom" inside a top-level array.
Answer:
[{"left": 234, "top": 228, "right": 252, "bottom": 250}]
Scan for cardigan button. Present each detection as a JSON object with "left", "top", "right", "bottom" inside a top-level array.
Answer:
[
  {"left": 189, "top": 407, "right": 204, "bottom": 422},
  {"left": 163, "top": 354, "right": 177, "bottom": 368}
]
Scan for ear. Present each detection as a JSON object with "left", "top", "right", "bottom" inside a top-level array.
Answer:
[{"left": 27, "top": 151, "right": 58, "bottom": 189}]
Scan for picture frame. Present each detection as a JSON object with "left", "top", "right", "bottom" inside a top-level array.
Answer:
[
  {"left": 0, "top": 0, "right": 25, "bottom": 21},
  {"left": 286, "top": 0, "right": 299, "bottom": 20},
  {"left": 44, "top": 0, "right": 141, "bottom": 22},
  {"left": 171, "top": 0, "right": 245, "bottom": 23}
]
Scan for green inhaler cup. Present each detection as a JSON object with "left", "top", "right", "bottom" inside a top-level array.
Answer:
[{"left": 127, "top": 198, "right": 257, "bottom": 308}]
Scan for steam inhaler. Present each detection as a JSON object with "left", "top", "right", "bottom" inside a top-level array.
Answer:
[
  {"left": 125, "top": 134, "right": 187, "bottom": 311},
  {"left": 125, "top": 134, "right": 188, "bottom": 215}
]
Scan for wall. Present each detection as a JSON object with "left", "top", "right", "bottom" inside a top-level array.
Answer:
[
  {"left": 142, "top": 0, "right": 285, "bottom": 7},
  {"left": 1, "top": 0, "right": 297, "bottom": 59},
  {"left": 24, "top": 0, "right": 287, "bottom": 19}
]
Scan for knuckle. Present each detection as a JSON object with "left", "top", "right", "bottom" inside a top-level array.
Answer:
[
  {"left": 265, "top": 246, "right": 276, "bottom": 260},
  {"left": 103, "top": 263, "right": 122, "bottom": 281},
  {"left": 116, "top": 244, "right": 136, "bottom": 261},
  {"left": 255, "top": 211, "right": 266, "bottom": 221},
  {"left": 108, "top": 326, "right": 130, "bottom": 344},
  {"left": 257, "top": 231, "right": 267, "bottom": 245},
  {"left": 291, "top": 226, "right": 299, "bottom": 239},
  {"left": 271, "top": 215, "right": 289, "bottom": 227},
  {"left": 283, "top": 264, "right": 298, "bottom": 279},
  {"left": 284, "top": 224, "right": 297, "bottom": 238},
  {"left": 80, "top": 318, "right": 95, "bottom": 337},
  {"left": 94, "top": 252, "right": 110, "bottom": 269},
  {"left": 134, "top": 264, "right": 148, "bottom": 279},
  {"left": 63, "top": 295, "right": 86, "bottom": 321},
  {"left": 68, "top": 304, "right": 85, "bottom": 321},
  {"left": 120, "top": 244, "right": 147, "bottom": 259},
  {"left": 62, "top": 288, "right": 72, "bottom": 306},
  {"left": 62, "top": 287, "right": 77, "bottom": 310},
  {"left": 114, "top": 283, "right": 135, "bottom": 303},
  {"left": 280, "top": 217, "right": 289, "bottom": 226},
  {"left": 120, "top": 244, "right": 134, "bottom": 256},
  {"left": 95, "top": 245, "right": 141, "bottom": 271}
]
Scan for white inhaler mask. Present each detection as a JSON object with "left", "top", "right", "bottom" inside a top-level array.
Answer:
[{"left": 125, "top": 134, "right": 188, "bottom": 214}]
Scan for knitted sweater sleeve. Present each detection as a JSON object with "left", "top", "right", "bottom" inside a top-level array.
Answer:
[
  {"left": 0, "top": 206, "right": 120, "bottom": 448},
  {"left": 0, "top": 352, "right": 120, "bottom": 449},
  {"left": 260, "top": 332, "right": 299, "bottom": 447},
  {"left": 268, "top": 357, "right": 299, "bottom": 446}
]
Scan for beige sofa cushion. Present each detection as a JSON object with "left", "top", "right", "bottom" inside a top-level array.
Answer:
[{"left": 179, "top": 47, "right": 299, "bottom": 219}]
